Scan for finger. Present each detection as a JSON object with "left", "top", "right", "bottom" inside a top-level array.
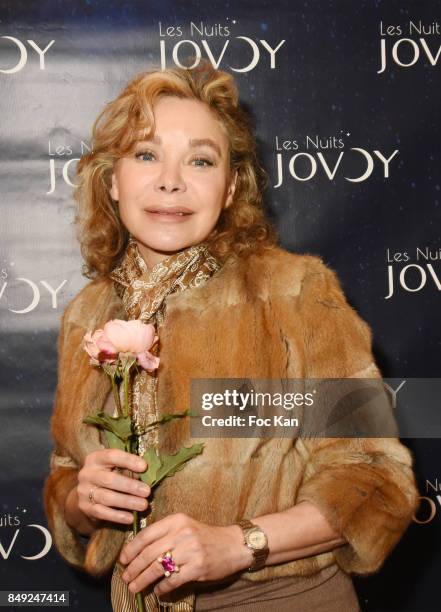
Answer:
[
  {"left": 112, "top": 466, "right": 138, "bottom": 476},
  {"left": 125, "top": 553, "right": 165, "bottom": 594},
  {"left": 154, "top": 566, "right": 189, "bottom": 597},
  {"left": 88, "top": 503, "right": 134, "bottom": 525},
  {"left": 92, "top": 486, "right": 149, "bottom": 513},
  {"left": 121, "top": 533, "right": 179, "bottom": 584},
  {"left": 99, "top": 470, "right": 151, "bottom": 498},
  {"left": 121, "top": 542, "right": 163, "bottom": 586},
  {"left": 153, "top": 543, "right": 207, "bottom": 596},
  {"left": 121, "top": 526, "right": 195, "bottom": 585},
  {"left": 120, "top": 513, "right": 187, "bottom": 564},
  {"left": 128, "top": 547, "right": 193, "bottom": 596},
  {"left": 112, "top": 466, "right": 131, "bottom": 477},
  {"left": 90, "top": 449, "right": 147, "bottom": 472}
]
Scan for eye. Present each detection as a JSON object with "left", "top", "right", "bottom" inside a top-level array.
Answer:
[
  {"left": 191, "top": 157, "right": 214, "bottom": 168},
  {"left": 135, "top": 150, "right": 155, "bottom": 161}
]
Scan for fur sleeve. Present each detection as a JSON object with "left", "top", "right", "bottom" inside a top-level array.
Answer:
[
  {"left": 43, "top": 303, "right": 124, "bottom": 577},
  {"left": 294, "top": 259, "right": 420, "bottom": 575}
]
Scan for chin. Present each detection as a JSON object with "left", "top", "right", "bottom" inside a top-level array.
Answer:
[{"left": 138, "top": 236, "right": 199, "bottom": 254}]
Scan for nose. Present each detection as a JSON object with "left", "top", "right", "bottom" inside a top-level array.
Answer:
[{"left": 154, "top": 159, "right": 186, "bottom": 194}]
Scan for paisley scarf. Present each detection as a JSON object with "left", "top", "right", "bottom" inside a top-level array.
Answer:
[{"left": 109, "top": 237, "right": 221, "bottom": 612}]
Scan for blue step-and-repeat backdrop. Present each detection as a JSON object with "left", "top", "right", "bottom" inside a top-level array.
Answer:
[{"left": 1, "top": 1, "right": 440, "bottom": 610}]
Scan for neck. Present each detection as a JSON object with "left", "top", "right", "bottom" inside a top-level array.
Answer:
[{"left": 136, "top": 241, "right": 186, "bottom": 269}]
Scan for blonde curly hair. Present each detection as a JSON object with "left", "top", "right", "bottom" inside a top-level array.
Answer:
[{"left": 74, "top": 58, "right": 277, "bottom": 278}]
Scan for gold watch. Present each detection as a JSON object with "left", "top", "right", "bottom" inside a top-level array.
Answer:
[{"left": 236, "top": 519, "right": 269, "bottom": 571}]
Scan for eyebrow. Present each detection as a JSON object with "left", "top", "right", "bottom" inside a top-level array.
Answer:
[
  {"left": 140, "top": 134, "right": 222, "bottom": 158},
  {"left": 190, "top": 138, "right": 222, "bottom": 158}
]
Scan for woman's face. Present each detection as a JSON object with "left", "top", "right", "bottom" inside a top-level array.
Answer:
[{"left": 110, "top": 96, "right": 237, "bottom": 268}]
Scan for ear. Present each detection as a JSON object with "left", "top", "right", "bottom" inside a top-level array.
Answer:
[
  {"left": 224, "top": 170, "right": 238, "bottom": 210},
  {"left": 110, "top": 171, "right": 119, "bottom": 202}
]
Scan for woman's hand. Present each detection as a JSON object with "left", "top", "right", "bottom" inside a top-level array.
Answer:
[
  {"left": 118, "top": 513, "right": 253, "bottom": 597},
  {"left": 75, "top": 448, "right": 151, "bottom": 526}
]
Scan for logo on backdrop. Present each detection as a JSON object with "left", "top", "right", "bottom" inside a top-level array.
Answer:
[
  {"left": 46, "top": 139, "right": 92, "bottom": 194},
  {"left": 273, "top": 132, "right": 398, "bottom": 187},
  {"left": 156, "top": 18, "right": 285, "bottom": 71},
  {"left": 0, "top": 37, "right": 54, "bottom": 73},
  {"left": 413, "top": 478, "right": 441, "bottom": 525},
  {"left": 378, "top": 20, "right": 441, "bottom": 73},
  {"left": 384, "top": 247, "right": 441, "bottom": 299},
  {"left": 0, "top": 507, "right": 52, "bottom": 560},
  {"left": 0, "top": 267, "right": 66, "bottom": 314}
]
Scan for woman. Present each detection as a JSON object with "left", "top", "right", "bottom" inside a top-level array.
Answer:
[{"left": 44, "top": 60, "right": 419, "bottom": 612}]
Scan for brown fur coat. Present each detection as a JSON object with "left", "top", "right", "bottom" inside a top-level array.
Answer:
[{"left": 43, "top": 245, "right": 419, "bottom": 581}]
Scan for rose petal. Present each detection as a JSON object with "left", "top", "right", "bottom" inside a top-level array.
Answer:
[
  {"left": 96, "top": 335, "right": 118, "bottom": 357},
  {"left": 100, "top": 350, "right": 118, "bottom": 364},
  {"left": 136, "top": 351, "right": 160, "bottom": 372},
  {"left": 83, "top": 329, "right": 105, "bottom": 359},
  {"left": 125, "top": 320, "right": 156, "bottom": 353},
  {"left": 102, "top": 319, "right": 157, "bottom": 354},
  {"left": 101, "top": 320, "right": 130, "bottom": 352}
]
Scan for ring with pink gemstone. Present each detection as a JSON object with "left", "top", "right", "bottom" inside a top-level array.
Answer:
[{"left": 157, "top": 551, "right": 180, "bottom": 577}]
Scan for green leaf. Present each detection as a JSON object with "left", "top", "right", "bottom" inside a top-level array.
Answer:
[
  {"left": 104, "top": 429, "right": 126, "bottom": 450},
  {"left": 139, "top": 449, "right": 162, "bottom": 487},
  {"left": 83, "top": 412, "right": 134, "bottom": 442},
  {"left": 141, "top": 409, "right": 195, "bottom": 432},
  {"left": 148, "top": 443, "right": 205, "bottom": 487}
]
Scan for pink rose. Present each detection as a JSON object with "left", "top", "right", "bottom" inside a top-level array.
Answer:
[
  {"left": 101, "top": 320, "right": 156, "bottom": 354},
  {"left": 83, "top": 320, "right": 160, "bottom": 372},
  {"left": 83, "top": 329, "right": 116, "bottom": 365}
]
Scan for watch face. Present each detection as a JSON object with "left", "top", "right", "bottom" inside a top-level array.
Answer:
[{"left": 247, "top": 528, "right": 268, "bottom": 549}]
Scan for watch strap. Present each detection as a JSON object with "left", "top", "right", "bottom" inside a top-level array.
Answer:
[
  {"left": 237, "top": 518, "right": 255, "bottom": 531},
  {"left": 236, "top": 519, "right": 269, "bottom": 572}
]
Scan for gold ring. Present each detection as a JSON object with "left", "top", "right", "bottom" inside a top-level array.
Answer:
[{"left": 88, "top": 486, "right": 98, "bottom": 504}]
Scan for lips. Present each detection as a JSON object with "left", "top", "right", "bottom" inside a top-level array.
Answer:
[
  {"left": 143, "top": 206, "right": 194, "bottom": 223},
  {"left": 144, "top": 206, "right": 193, "bottom": 215}
]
